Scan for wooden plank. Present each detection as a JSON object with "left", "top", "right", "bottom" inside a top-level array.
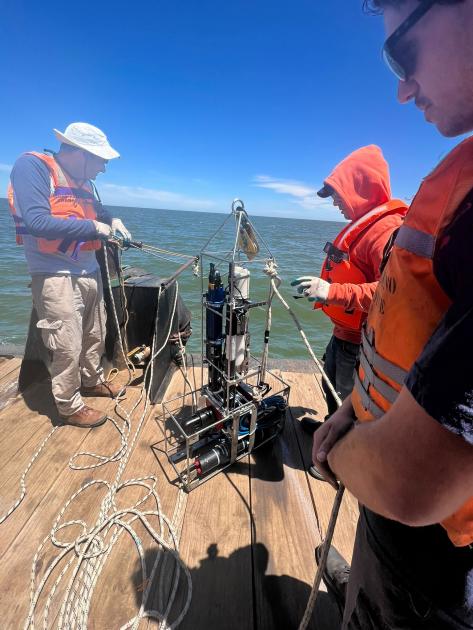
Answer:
[
  {"left": 177, "top": 466, "right": 254, "bottom": 629},
  {"left": 0, "top": 363, "right": 357, "bottom": 629},
  {"left": 0, "top": 383, "right": 58, "bottom": 467},
  {"left": 0, "top": 379, "right": 121, "bottom": 492},
  {"left": 88, "top": 369, "right": 193, "bottom": 629},
  {"left": 0, "top": 365, "right": 209, "bottom": 630},
  {"left": 0, "top": 357, "right": 21, "bottom": 382},
  {"left": 0, "top": 372, "right": 20, "bottom": 412},
  {"left": 50, "top": 366, "right": 206, "bottom": 628},
  {"left": 287, "top": 371, "right": 358, "bottom": 564},
  {"left": 0, "top": 387, "right": 139, "bottom": 553},
  {"left": 77, "top": 365, "right": 252, "bottom": 630},
  {"left": 168, "top": 365, "right": 254, "bottom": 630},
  {"left": 0, "top": 385, "right": 145, "bottom": 627},
  {"left": 249, "top": 370, "right": 340, "bottom": 630}
]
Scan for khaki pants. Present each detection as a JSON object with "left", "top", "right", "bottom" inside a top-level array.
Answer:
[{"left": 31, "top": 272, "right": 107, "bottom": 416}]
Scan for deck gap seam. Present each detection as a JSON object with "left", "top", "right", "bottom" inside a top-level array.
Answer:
[
  {"left": 248, "top": 454, "right": 259, "bottom": 630},
  {"left": 288, "top": 404, "right": 324, "bottom": 541},
  {"left": 0, "top": 395, "right": 121, "bottom": 554}
]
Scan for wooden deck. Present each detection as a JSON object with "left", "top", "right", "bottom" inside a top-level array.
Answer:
[{"left": 0, "top": 356, "right": 358, "bottom": 629}]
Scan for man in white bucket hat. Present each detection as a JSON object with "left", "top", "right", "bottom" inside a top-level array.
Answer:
[
  {"left": 8, "top": 122, "right": 131, "bottom": 428},
  {"left": 53, "top": 122, "right": 121, "bottom": 160}
]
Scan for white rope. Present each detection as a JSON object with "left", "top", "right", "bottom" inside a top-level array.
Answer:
[
  {"left": 259, "top": 260, "right": 276, "bottom": 384},
  {"left": 262, "top": 260, "right": 345, "bottom": 630},
  {"left": 263, "top": 259, "right": 342, "bottom": 406},
  {"left": 298, "top": 485, "right": 345, "bottom": 630},
  {"left": 128, "top": 242, "right": 196, "bottom": 266},
  {"left": 4, "top": 247, "right": 194, "bottom": 629},
  {"left": 6, "top": 246, "right": 343, "bottom": 628}
]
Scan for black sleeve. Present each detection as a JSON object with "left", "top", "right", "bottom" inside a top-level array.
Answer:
[
  {"left": 405, "top": 194, "right": 473, "bottom": 445},
  {"left": 406, "top": 303, "right": 473, "bottom": 445}
]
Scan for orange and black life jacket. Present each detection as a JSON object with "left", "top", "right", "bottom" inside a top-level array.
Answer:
[
  {"left": 316, "top": 200, "right": 408, "bottom": 331},
  {"left": 352, "top": 135, "right": 473, "bottom": 547},
  {"left": 8, "top": 152, "right": 101, "bottom": 257}
]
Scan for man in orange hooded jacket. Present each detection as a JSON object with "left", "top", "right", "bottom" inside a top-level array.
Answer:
[{"left": 292, "top": 145, "right": 407, "bottom": 424}]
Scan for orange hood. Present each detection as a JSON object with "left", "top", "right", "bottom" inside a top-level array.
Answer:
[{"left": 324, "top": 145, "right": 391, "bottom": 221}]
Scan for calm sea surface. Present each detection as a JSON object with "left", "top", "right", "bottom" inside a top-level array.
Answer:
[{"left": 0, "top": 199, "right": 343, "bottom": 360}]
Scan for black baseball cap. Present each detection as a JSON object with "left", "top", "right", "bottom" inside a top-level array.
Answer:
[{"left": 317, "top": 183, "right": 334, "bottom": 198}]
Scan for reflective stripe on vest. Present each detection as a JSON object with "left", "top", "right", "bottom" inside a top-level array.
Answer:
[
  {"left": 351, "top": 135, "right": 473, "bottom": 547},
  {"left": 353, "top": 371, "right": 384, "bottom": 419},
  {"left": 395, "top": 224, "right": 436, "bottom": 259},
  {"left": 358, "top": 345, "right": 399, "bottom": 405},
  {"left": 361, "top": 329, "right": 408, "bottom": 388},
  {"left": 353, "top": 328, "right": 406, "bottom": 416}
]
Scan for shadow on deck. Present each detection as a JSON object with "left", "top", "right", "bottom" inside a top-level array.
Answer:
[{"left": 0, "top": 356, "right": 358, "bottom": 629}]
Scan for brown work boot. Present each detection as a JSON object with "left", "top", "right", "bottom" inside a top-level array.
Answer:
[
  {"left": 59, "top": 405, "right": 107, "bottom": 428},
  {"left": 81, "top": 381, "right": 125, "bottom": 399}
]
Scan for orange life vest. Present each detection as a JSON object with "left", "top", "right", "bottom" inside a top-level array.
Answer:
[
  {"left": 316, "top": 200, "right": 408, "bottom": 331},
  {"left": 8, "top": 152, "right": 101, "bottom": 256},
  {"left": 352, "top": 135, "right": 473, "bottom": 547}
]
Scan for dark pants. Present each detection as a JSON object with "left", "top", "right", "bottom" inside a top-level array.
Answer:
[
  {"left": 343, "top": 511, "right": 473, "bottom": 629},
  {"left": 322, "top": 335, "right": 359, "bottom": 417}
]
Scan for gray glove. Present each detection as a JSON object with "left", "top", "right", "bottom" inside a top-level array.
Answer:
[
  {"left": 111, "top": 218, "right": 131, "bottom": 241},
  {"left": 93, "top": 220, "right": 113, "bottom": 239},
  {"left": 291, "top": 276, "right": 330, "bottom": 303}
]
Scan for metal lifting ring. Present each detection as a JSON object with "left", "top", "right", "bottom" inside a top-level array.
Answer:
[{"left": 232, "top": 198, "right": 245, "bottom": 214}]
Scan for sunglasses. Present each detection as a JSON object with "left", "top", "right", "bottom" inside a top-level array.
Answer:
[{"left": 382, "top": 0, "right": 437, "bottom": 81}]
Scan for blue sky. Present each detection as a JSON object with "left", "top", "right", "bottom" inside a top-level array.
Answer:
[{"left": 0, "top": 0, "right": 461, "bottom": 221}]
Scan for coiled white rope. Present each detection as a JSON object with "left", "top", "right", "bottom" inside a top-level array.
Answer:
[
  {"left": 27, "top": 256, "right": 190, "bottom": 629},
  {"left": 263, "top": 259, "right": 345, "bottom": 630},
  {"left": 0, "top": 247, "right": 193, "bottom": 629},
  {"left": 0, "top": 254, "right": 134, "bottom": 523}
]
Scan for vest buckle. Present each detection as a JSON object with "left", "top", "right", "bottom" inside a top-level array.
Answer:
[{"left": 323, "top": 241, "right": 349, "bottom": 264}]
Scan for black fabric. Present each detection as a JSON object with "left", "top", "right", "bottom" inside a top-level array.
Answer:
[
  {"left": 322, "top": 335, "right": 360, "bottom": 416},
  {"left": 344, "top": 509, "right": 473, "bottom": 629},
  {"left": 379, "top": 225, "right": 401, "bottom": 274}
]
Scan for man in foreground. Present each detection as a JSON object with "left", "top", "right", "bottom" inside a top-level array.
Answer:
[
  {"left": 313, "top": 1, "right": 473, "bottom": 627},
  {"left": 292, "top": 145, "right": 406, "bottom": 424},
  {"left": 9, "top": 122, "right": 131, "bottom": 428}
]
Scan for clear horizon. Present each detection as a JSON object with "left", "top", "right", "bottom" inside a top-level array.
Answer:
[
  {"left": 0, "top": 1, "right": 462, "bottom": 221},
  {"left": 0, "top": 196, "right": 347, "bottom": 223}
]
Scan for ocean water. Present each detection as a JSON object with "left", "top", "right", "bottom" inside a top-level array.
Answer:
[{"left": 0, "top": 198, "right": 343, "bottom": 360}]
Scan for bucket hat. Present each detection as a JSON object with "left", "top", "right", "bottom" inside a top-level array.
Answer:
[{"left": 53, "top": 122, "right": 120, "bottom": 159}]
